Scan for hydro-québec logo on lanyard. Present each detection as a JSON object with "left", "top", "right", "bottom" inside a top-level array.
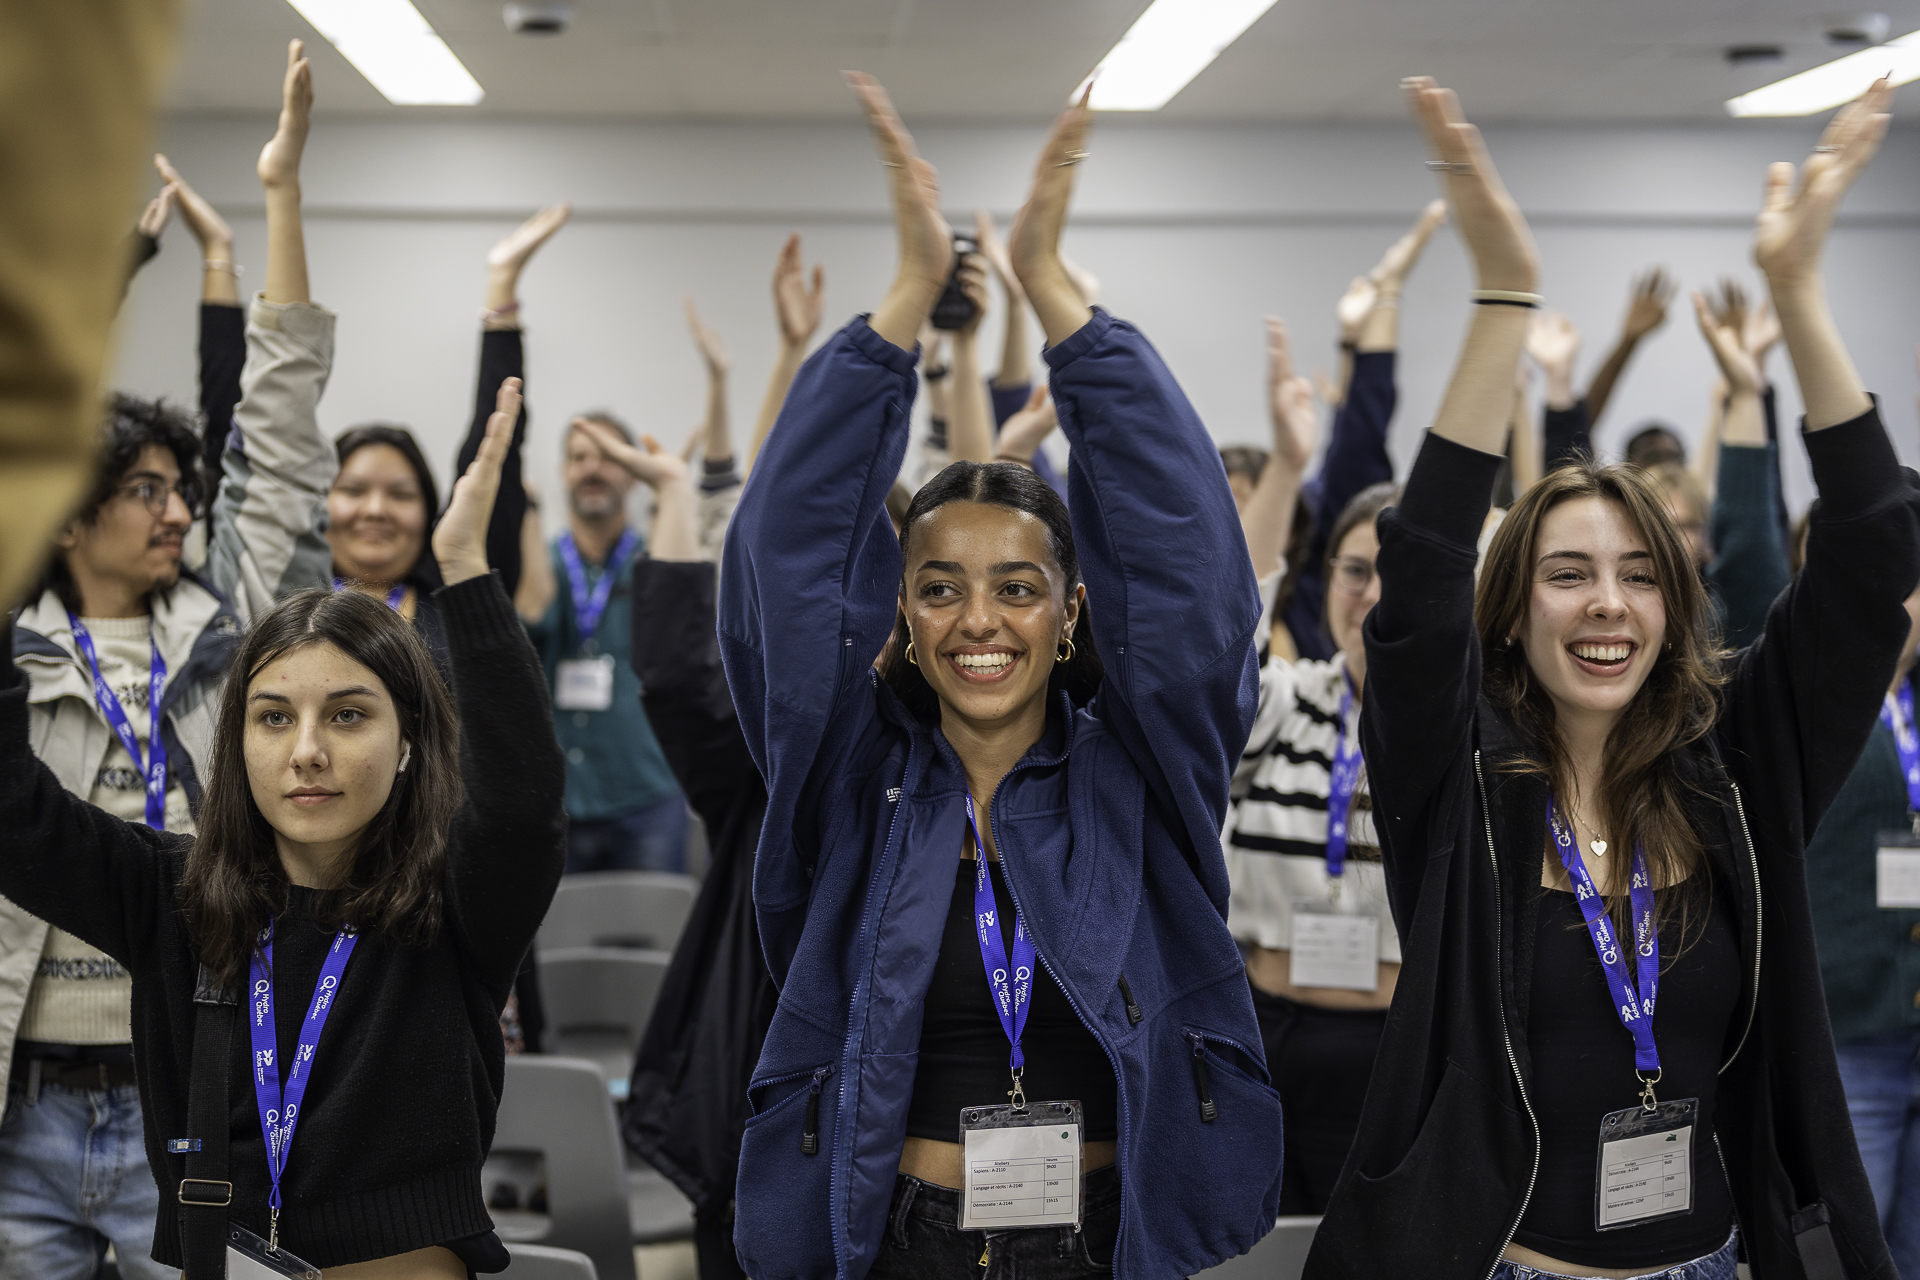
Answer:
[
  {"left": 1548, "top": 792, "right": 1699, "bottom": 1231},
  {"left": 331, "top": 577, "right": 406, "bottom": 613},
  {"left": 66, "top": 613, "right": 168, "bottom": 830}
]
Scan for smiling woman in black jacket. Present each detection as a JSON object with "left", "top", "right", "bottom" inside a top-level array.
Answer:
[{"left": 1306, "top": 79, "right": 1920, "bottom": 1280}]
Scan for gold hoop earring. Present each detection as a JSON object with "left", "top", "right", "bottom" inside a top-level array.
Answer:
[
  {"left": 1056, "top": 636, "right": 1074, "bottom": 664},
  {"left": 904, "top": 640, "right": 918, "bottom": 666}
]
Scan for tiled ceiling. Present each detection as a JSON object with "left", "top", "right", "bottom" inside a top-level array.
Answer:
[{"left": 166, "top": 0, "right": 1920, "bottom": 122}]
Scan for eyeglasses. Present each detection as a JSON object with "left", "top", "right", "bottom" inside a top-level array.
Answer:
[
  {"left": 1329, "top": 555, "right": 1377, "bottom": 595},
  {"left": 113, "top": 478, "right": 198, "bottom": 517}
]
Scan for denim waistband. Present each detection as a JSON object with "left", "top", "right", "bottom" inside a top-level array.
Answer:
[
  {"left": 888, "top": 1162, "right": 1122, "bottom": 1234},
  {"left": 1493, "top": 1229, "right": 1738, "bottom": 1280}
]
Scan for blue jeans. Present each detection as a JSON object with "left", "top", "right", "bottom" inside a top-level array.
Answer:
[
  {"left": 1491, "top": 1230, "right": 1736, "bottom": 1280},
  {"left": 0, "top": 1080, "right": 172, "bottom": 1280},
  {"left": 565, "top": 792, "right": 689, "bottom": 874},
  {"left": 1835, "top": 1027, "right": 1920, "bottom": 1277}
]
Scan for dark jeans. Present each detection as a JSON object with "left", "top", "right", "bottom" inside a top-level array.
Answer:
[
  {"left": 867, "top": 1163, "right": 1121, "bottom": 1280},
  {"left": 1249, "top": 982, "right": 1388, "bottom": 1214},
  {"left": 564, "top": 791, "right": 690, "bottom": 874}
]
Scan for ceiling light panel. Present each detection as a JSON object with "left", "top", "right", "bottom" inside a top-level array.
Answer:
[
  {"left": 1725, "top": 29, "right": 1920, "bottom": 116},
  {"left": 1079, "top": 0, "right": 1280, "bottom": 112},
  {"left": 286, "top": 0, "right": 486, "bottom": 105}
]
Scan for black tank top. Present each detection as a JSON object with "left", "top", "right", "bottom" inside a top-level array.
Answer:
[
  {"left": 1511, "top": 878, "right": 1740, "bottom": 1267},
  {"left": 905, "top": 859, "right": 1119, "bottom": 1141}
]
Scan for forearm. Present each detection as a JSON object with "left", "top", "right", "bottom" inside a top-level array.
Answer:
[
  {"left": 1356, "top": 298, "right": 1398, "bottom": 354},
  {"left": 747, "top": 342, "right": 807, "bottom": 472},
  {"left": 199, "top": 237, "right": 240, "bottom": 305},
  {"left": 1772, "top": 281, "right": 1872, "bottom": 430},
  {"left": 1509, "top": 387, "right": 1542, "bottom": 493},
  {"left": 994, "top": 296, "right": 1032, "bottom": 388},
  {"left": 1580, "top": 332, "right": 1638, "bottom": 427},
  {"left": 1429, "top": 306, "right": 1531, "bottom": 457},
  {"left": 1025, "top": 269, "right": 1094, "bottom": 350},
  {"left": 947, "top": 332, "right": 994, "bottom": 463},
  {"left": 462, "top": 332, "right": 529, "bottom": 595},
  {"left": 514, "top": 507, "right": 554, "bottom": 623},
  {"left": 703, "top": 369, "right": 733, "bottom": 463},
  {"left": 648, "top": 475, "right": 703, "bottom": 562},
  {"left": 1241, "top": 466, "right": 1304, "bottom": 580},
  {"left": 261, "top": 185, "right": 308, "bottom": 305}
]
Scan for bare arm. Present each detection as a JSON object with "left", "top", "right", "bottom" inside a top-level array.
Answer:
[
  {"left": 1357, "top": 199, "right": 1447, "bottom": 353},
  {"left": 257, "top": 41, "right": 312, "bottom": 306},
  {"left": 993, "top": 384, "right": 1057, "bottom": 469},
  {"left": 945, "top": 254, "right": 995, "bottom": 464},
  {"left": 685, "top": 297, "right": 734, "bottom": 464},
  {"left": 1510, "top": 364, "right": 1542, "bottom": 494},
  {"left": 1243, "top": 317, "right": 1317, "bottom": 580},
  {"left": 156, "top": 154, "right": 238, "bottom": 305},
  {"left": 1581, "top": 267, "right": 1673, "bottom": 429},
  {"left": 746, "top": 232, "right": 825, "bottom": 472},
  {"left": 514, "top": 497, "right": 554, "bottom": 623},
  {"left": 976, "top": 209, "right": 1031, "bottom": 389}
]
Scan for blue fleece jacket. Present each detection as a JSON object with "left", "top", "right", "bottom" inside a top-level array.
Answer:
[{"left": 719, "top": 310, "right": 1282, "bottom": 1280}]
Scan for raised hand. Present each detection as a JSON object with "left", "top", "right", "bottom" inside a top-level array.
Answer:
[
  {"left": 1756, "top": 77, "right": 1891, "bottom": 288},
  {"left": 1694, "top": 291, "right": 1761, "bottom": 397},
  {"left": 772, "top": 231, "right": 826, "bottom": 349},
  {"left": 571, "top": 416, "right": 688, "bottom": 490},
  {"left": 848, "top": 71, "right": 952, "bottom": 349},
  {"left": 1527, "top": 310, "right": 1580, "bottom": 411},
  {"left": 974, "top": 209, "right": 1025, "bottom": 304},
  {"left": 994, "top": 384, "right": 1058, "bottom": 467},
  {"left": 1743, "top": 294, "right": 1781, "bottom": 368},
  {"left": 155, "top": 155, "right": 235, "bottom": 253},
  {"left": 1371, "top": 198, "right": 1448, "bottom": 292},
  {"left": 258, "top": 40, "right": 313, "bottom": 192},
  {"left": 136, "top": 185, "right": 175, "bottom": 239},
  {"left": 1336, "top": 276, "right": 1378, "bottom": 346},
  {"left": 1406, "top": 77, "right": 1537, "bottom": 293},
  {"left": 1008, "top": 86, "right": 1096, "bottom": 346},
  {"left": 1266, "top": 317, "right": 1317, "bottom": 475},
  {"left": 685, "top": 296, "right": 730, "bottom": 376},
  {"left": 434, "top": 377, "right": 522, "bottom": 584},
  {"left": 1622, "top": 268, "right": 1674, "bottom": 341},
  {"left": 488, "top": 203, "right": 571, "bottom": 277}
]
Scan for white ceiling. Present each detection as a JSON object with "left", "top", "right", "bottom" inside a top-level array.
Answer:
[{"left": 166, "top": 0, "right": 1920, "bottom": 123}]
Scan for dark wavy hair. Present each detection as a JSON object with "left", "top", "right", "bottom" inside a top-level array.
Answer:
[
  {"left": 1474, "top": 458, "right": 1728, "bottom": 943},
  {"left": 334, "top": 424, "right": 442, "bottom": 523},
  {"left": 182, "top": 588, "right": 461, "bottom": 986},
  {"left": 877, "top": 462, "right": 1104, "bottom": 723}
]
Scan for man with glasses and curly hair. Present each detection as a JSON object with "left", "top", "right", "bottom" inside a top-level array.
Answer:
[{"left": 1, "top": 393, "right": 244, "bottom": 1279}]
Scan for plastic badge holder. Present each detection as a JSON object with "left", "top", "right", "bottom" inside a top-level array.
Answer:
[
  {"left": 227, "top": 1223, "right": 321, "bottom": 1279},
  {"left": 959, "top": 1099, "right": 1084, "bottom": 1230},
  {"left": 1594, "top": 1096, "right": 1697, "bottom": 1230},
  {"left": 1876, "top": 827, "right": 1920, "bottom": 908}
]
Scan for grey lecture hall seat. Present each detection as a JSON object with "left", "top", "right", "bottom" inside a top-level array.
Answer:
[
  {"left": 1193, "top": 1217, "right": 1321, "bottom": 1280},
  {"left": 537, "top": 871, "right": 698, "bottom": 952},
  {"left": 488, "top": 1057, "right": 639, "bottom": 1280},
  {"left": 536, "top": 946, "right": 672, "bottom": 1098},
  {"left": 501, "top": 1243, "right": 599, "bottom": 1279}
]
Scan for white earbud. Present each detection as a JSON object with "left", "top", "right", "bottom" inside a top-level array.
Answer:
[{"left": 398, "top": 743, "right": 412, "bottom": 774}]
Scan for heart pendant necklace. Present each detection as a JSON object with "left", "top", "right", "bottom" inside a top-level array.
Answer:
[{"left": 1570, "top": 799, "right": 1607, "bottom": 858}]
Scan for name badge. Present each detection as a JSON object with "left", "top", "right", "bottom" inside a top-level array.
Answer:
[
  {"left": 1289, "top": 902, "right": 1379, "bottom": 991},
  {"left": 555, "top": 655, "right": 616, "bottom": 712},
  {"left": 1595, "top": 1097, "right": 1696, "bottom": 1230},
  {"left": 1878, "top": 846, "right": 1920, "bottom": 909},
  {"left": 960, "top": 1100, "right": 1082, "bottom": 1230},
  {"left": 227, "top": 1224, "right": 320, "bottom": 1279}
]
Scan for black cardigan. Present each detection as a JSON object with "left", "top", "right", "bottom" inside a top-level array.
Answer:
[
  {"left": 0, "top": 574, "right": 566, "bottom": 1269},
  {"left": 1305, "top": 407, "right": 1920, "bottom": 1280}
]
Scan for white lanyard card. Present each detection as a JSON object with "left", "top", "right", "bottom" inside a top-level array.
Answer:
[
  {"left": 554, "top": 654, "right": 616, "bottom": 711},
  {"left": 1876, "top": 830, "right": 1920, "bottom": 908},
  {"left": 1288, "top": 899, "right": 1379, "bottom": 991},
  {"left": 959, "top": 1099, "right": 1083, "bottom": 1230},
  {"left": 227, "top": 1224, "right": 321, "bottom": 1279},
  {"left": 1594, "top": 1096, "right": 1697, "bottom": 1230}
]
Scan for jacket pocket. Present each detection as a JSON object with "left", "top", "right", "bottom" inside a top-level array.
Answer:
[
  {"left": 1342, "top": 1061, "right": 1527, "bottom": 1242},
  {"left": 737, "top": 1063, "right": 837, "bottom": 1280},
  {"left": 1143, "top": 1027, "right": 1284, "bottom": 1259}
]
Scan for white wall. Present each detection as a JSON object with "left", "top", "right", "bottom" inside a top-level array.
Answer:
[{"left": 115, "top": 114, "right": 1920, "bottom": 525}]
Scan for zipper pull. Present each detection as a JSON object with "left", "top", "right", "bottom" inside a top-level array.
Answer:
[
  {"left": 1117, "top": 976, "right": 1143, "bottom": 1026},
  {"left": 801, "top": 1067, "right": 829, "bottom": 1156},
  {"left": 1188, "top": 1035, "right": 1218, "bottom": 1123}
]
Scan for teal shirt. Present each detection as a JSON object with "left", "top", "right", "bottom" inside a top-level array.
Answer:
[
  {"left": 1805, "top": 692, "right": 1920, "bottom": 1044},
  {"left": 526, "top": 534, "right": 681, "bottom": 822}
]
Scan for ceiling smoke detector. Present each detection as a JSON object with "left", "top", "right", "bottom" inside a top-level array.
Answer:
[
  {"left": 1825, "top": 12, "right": 1892, "bottom": 44},
  {"left": 1725, "top": 44, "right": 1786, "bottom": 66},
  {"left": 503, "top": 2, "right": 571, "bottom": 35}
]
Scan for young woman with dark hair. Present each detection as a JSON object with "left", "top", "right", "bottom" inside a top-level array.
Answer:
[
  {"left": 0, "top": 380, "right": 566, "bottom": 1280},
  {"left": 720, "top": 77, "right": 1281, "bottom": 1280},
  {"left": 1306, "top": 78, "right": 1920, "bottom": 1280}
]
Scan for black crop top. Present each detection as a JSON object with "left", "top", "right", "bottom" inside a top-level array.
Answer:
[
  {"left": 1512, "top": 879, "right": 1740, "bottom": 1268},
  {"left": 906, "top": 859, "right": 1119, "bottom": 1142}
]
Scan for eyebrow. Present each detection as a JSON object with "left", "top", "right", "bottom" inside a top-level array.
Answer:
[
  {"left": 914, "top": 559, "right": 1048, "bottom": 577},
  {"left": 1537, "top": 549, "right": 1653, "bottom": 566},
  {"left": 247, "top": 686, "right": 383, "bottom": 705}
]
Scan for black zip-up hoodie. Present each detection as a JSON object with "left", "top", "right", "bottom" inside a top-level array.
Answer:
[{"left": 1306, "top": 406, "right": 1919, "bottom": 1280}]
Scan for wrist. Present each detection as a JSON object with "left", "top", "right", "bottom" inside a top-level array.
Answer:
[
  {"left": 261, "top": 179, "right": 302, "bottom": 200},
  {"left": 201, "top": 238, "right": 235, "bottom": 262}
]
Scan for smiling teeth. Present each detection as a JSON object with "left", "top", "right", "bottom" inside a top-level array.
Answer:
[
  {"left": 952, "top": 653, "right": 1015, "bottom": 671},
  {"left": 1572, "top": 643, "right": 1632, "bottom": 663}
]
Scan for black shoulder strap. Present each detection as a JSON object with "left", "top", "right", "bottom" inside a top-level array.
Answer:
[
  {"left": 178, "top": 963, "right": 239, "bottom": 1278},
  {"left": 1791, "top": 1201, "right": 1848, "bottom": 1280}
]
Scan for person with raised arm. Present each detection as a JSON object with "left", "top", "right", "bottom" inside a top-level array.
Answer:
[
  {"left": 152, "top": 155, "right": 249, "bottom": 494},
  {"left": 1307, "top": 78, "right": 1918, "bottom": 1280},
  {"left": 684, "top": 296, "right": 747, "bottom": 559},
  {"left": 1584, "top": 268, "right": 1675, "bottom": 433},
  {"left": 720, "top": 75, "right": 1280, "bottom": 1280},
  {"left": 0, "top": 373, "right": 563, "bottom": 1279},
  {"left": 1284, "top": 200, "right": 1445, "bottom": 662},
  {"left": 746, "top": 232, "right": 826, "bottom": 473},
  {"left": 1224, "top": 316, "right": 1405, "bottom": 1215}
]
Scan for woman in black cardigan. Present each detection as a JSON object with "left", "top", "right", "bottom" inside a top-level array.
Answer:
[
  {"left": 0, "top": 380, "right": 565, "bottom": 1279},
  {"left": 1308, "top": 78, "right": 1919, "bottom": 1279}
]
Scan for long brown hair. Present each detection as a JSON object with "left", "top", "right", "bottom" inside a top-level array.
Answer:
[
  {"left": 182, "top": 588, "right": 462, "bottom": 985},
  {"left": 1473, "top": 460, "right": 1727, "bottom": 934}
]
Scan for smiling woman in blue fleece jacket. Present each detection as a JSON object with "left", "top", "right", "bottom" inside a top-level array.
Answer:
[{"left": 718, "top": 79, "right": 1282, "bottom": 1280}]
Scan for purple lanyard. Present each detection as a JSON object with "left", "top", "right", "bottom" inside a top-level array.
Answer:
[
  {"left": 557, "top": 529, "right": 638, "bottom": 645},
  {"left": 66, "top": 614, "right": 168, "bottom": 830},
  {"left": 1325, "top": 677, "right": 1363, "bottom": 879},
  {"left": 248, "top": 921, "right": 359, "bottom": 1249},
  {"left": 966, "top": 796, "right": 1038, "bottom": 1095},
  {"left": 331, "top": 577, "right": 406, "bottom": 612},
  {"left": 1882, "top": 681, "right": 1920, "bottom": 814},
  {"left": 1548, "top": 793, "right": 1660, "bottom": 1079}
]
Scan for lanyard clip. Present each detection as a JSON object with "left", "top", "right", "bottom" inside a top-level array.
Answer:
[
  {"left": 1007, "top": 1067, "right": 1027, "bottom": 1112},
  {"left": 269, "top": 1206, "right": 280, "bottom": 1254},
  {"left": 1638, "top": 1070, "right": 1661, "bottom": 1112}
]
